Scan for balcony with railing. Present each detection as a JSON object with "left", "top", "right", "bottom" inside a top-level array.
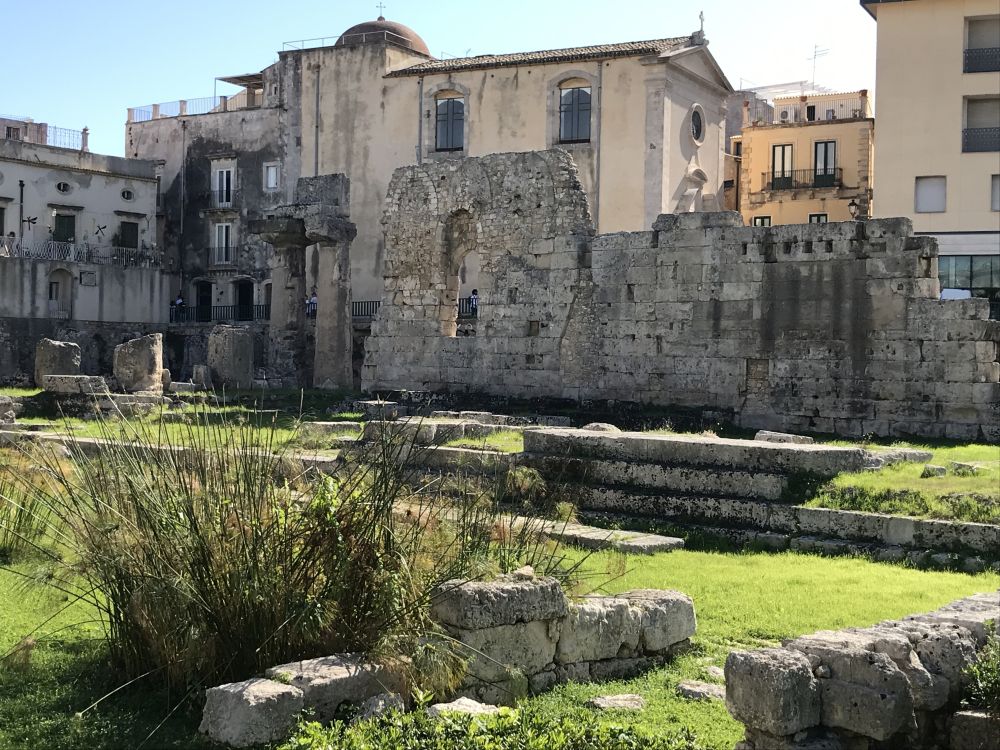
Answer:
[
  {"left": 760, "top": 168, "right": 844, "bottom": 192},
  {"left": 0, "top": 239, "right": 158, "bottom": 267},
  {"left": 209, "top": 189, "right": 240, "bottom": 209},
  {"left": 963, "top": 127, "right": 1000, "bottom": 152},
  {"left": 170, "top": 304, "right": 270, "bottom": 324},
  {"left": 964, "top": 46, "right": 1000, "bottom": 73}
]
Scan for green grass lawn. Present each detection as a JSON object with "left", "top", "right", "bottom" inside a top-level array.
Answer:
[
  {"left": 806, "top": 442, "right": 1000, "bottom": 523},
  {"left": 2, "top": 549, "right": 994, "bottom": 750},
  {"left": 0, "top": 388, "right": 42, "bottom": 399},
  {"left": 445, "top": 430, "right": 524, "bottom": 453},
  {"left": 525, "top": 549, "right": 999, "bottom": 748}
]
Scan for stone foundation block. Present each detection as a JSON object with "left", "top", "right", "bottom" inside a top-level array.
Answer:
[
  {"left": 431, "top": 574, "right": 567, "bottom": 630},
  {"left": 725, "top": 648, "right": 821, "bottom": 736},
  {"left": 113, "top": 334, "right": 164, "bottom": 393},
  {"left": 34, "top": 338, "right": 81, "bottom": 387},
  {"left": 199, "top": 677, "right": 303, "bottom": 748},
  {"left": 950, "top": 710, "right": 1000, "bottom": 750},
  {"left": 264, "top": 654, "right": 406, "bottom": 723},
  {"left": 456, "top": 619, "right": 559, "bottom": 683}
]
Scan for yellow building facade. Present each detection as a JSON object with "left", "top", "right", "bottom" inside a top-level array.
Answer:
[
  {"left": 734, "top": 91, "right": 874, "bottom": 227},
  {"left": 863, "top": 0, "right": 999, "bottom": 310}
]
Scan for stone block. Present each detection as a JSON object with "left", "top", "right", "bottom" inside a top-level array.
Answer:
[
  {"left": 586, "top": 694, "right": 646, "bottom": 711},
  {"left": 192, "top": 364, "right": 213, "bottom": 389},
  {"left": 676, "top": 680, "right": 725, "bottom": 701},
  {"left": 41, "top": 375, "right": 109, "bottom": 394},
  {"left": 588, "top": 656, "right": 653, "bottom": 681},
  {"left": 754, "top": 430, "right": 814, "bottom": 444},
  {"left": 456, "top": 619, "right": 559, "bottom": 683},
  {"left": 34, "top": 339, "right": 81, "bottom": 387},
  {"left": 556, "top": 597, "right": 641, "bottom": 664},
  {"left": 113, "top": 334, "right": 164, "bottom": 393},
  {"left": 950, "top": 710, "right": 1000, "bottom": 750},
  {"left": 207, "top": 326, "right": 254, "bottom": 389},
  {"left": 617, "top": 589, "right": 697, "bottom": 653},
  {"left": 199, "top": 678, "right": 303, "bottom": 748},
  {"left": 725, "top": 648, "right": 821, "bottom": 736},
  {"left": 431, "top": 574, "right": 568, "bottom": 630},
  {"left": 426, "top": 697, "right": 500, "bottom": 717},
  {"left": 264, "top": 655, "right": 406, "bottom": 723}
]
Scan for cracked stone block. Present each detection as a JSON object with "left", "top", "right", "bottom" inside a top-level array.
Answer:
[
  {"left": 34, "top": 339, "right": 81, "bottom": 388},
  {"left": 431, "top": 574, "right": 568, "bottom": 630},
  {"left": 113, "top": 334, "right": 164, "bottom": 393},
  {"left": 725, "top": 648, "right": 821, "bottom": 736}
]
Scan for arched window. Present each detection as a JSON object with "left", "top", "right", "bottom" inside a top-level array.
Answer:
[
  {"left": 558, "top": 79, "right": 592, "bottom": 144},
  {"left": 435, "top": 93, "right": 465, "bottom": 152}
]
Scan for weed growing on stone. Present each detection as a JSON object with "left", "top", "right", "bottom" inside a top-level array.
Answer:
[{"left": 964, "top": 630, "right": 1000, "bottom": 715}]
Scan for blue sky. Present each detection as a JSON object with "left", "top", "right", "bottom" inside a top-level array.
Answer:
[{"left": 4, "top": 0, "right": 876, "bottom": 156}]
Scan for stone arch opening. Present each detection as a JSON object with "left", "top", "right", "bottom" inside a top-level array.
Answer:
[
  {"left": 47, "top": 268, "right": 73, "bottom": 318},
  {"left": 441, "top": 208, "right": 478, "bottom": 336}
]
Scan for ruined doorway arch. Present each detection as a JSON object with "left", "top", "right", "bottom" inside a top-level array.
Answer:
[{"left": 441, "top": 209, "right": 478, "bottom": 336}]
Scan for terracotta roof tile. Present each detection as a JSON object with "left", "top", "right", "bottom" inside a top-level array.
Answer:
[{"left": 386, "top": 36, "right": 695, "bottom": 77}]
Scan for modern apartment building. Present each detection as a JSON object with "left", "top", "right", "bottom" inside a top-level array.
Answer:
[
  {"left": 863, "top": 0, "right": 1000, "bottom": 312},
  {"left": 732, "top": 90, "right": 874, "bottom": 227}
]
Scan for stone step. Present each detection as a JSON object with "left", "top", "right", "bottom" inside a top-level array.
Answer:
[
  {"left": 575, "top": 488, "right": 1000, "bottom": 558},
  {"left": 521, "top": 453, "right": 788, "bottom": 501},
  {"left": 523, "top": 428, "right": 872, "bottom": 478}
]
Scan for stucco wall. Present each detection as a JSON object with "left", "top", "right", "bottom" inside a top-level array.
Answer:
[
  {"left": 0, "top": 140, "right": 157, "bottom": 250},
  {"left": 870, "top": 0, "right": 1000, "bottom": 241},
  {"left": 363, "top": 150, "right": 1000, "bottom": 441},
  {"left": 0, "top": 257, "right": 170, "bottom": 324}
]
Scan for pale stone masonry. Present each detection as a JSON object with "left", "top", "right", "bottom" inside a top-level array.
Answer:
[{"left": 363, "top": 149, "right": 999, "bottom": 441}]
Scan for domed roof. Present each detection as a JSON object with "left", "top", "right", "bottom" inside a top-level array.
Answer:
[{"left": 336, "top": 17, "right": 430, "bottom": 56}]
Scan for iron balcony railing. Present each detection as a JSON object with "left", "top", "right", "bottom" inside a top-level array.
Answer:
[
  {"left": 170, "top": 304, "right": 270, "bottom": 324},
  {"left": 352, "top": 300, "right": 381, "bottom": 318},
  {"left": 762, "top": 168, "right": 843, "bottom": 191},
  {"left": 209, "top": 189, "right": 239, "bottom": 208},
  {"left": 963, "top": 127, "right": 1000, "bottom": 153},
  {"left": 349, "top": 297, "right": 479, "bottom": 319},
  {"left": 964, "top": 47, "right": 1000, "bottom": 73},
  {"left": 0, "top": 239, "right": 158, "bottom": 267},
  {"left": 208, "top": 247, "right": 237, "bottom": 266}
]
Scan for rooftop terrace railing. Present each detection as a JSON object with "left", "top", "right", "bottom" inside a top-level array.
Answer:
[
  {"left": 746, "top": 97, "right": 869, "bottom": 126},
  {"left": 127, "top": 90, "right": 262, "bottom": 124},
  {"left": 282, "top": 29, "right": 415, "bottom": 51},
  {"left": 1, "top": 116, "right": 88, "bottom": 151}
]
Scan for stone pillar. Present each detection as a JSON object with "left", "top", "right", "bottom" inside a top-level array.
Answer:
[
  {"left": 268, "top": 243, "right": 309, "bottom": 386},
  {"left": 313, "top": 238, "right": 352, "bottom": 389}
]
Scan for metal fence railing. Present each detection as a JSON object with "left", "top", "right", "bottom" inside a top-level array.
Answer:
[
  {"left": 760, "top": 168, "right": 844, "bottom": 192},
  {"left": 964, "top": 47, "right": 1000, "bottom": 73},
  {"left": 128, "top": 92, "right": 262, "bottom": 123},
  {"left": 0, "top": 239, "right": 158, "bottom": 267},
  {"left": 170, "top": 304, "right": 270, "bottom": 324},
  {"left": 963, "top": 127, "right": 1000, "bottom": 153},
  {"left": 209, "top": 189, "right": 239, "bottom": 208},
  {"left": 352, "top": 300, "right": 381, "bottom": 318},
  {"left": 747, "top": 98, "right": 868, "bottom": 126}
]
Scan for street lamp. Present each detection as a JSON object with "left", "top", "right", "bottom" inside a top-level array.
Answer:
[{"left": 848, "top": 199, "right": 860, "bottom": 219}]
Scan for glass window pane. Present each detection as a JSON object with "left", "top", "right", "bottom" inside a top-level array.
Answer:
[
  {"left": 915, "top": 176, "right": 946, "bottom": 213},
  {"left": 972, "top": 255, "right": 993, "bottom": 288},
  {"left": 939, "top": 256, "right": 955, "bottom": 288},
  {"left": 954, "top": 255, "right": 972, "bottom": 287},
  {"left": 992, "top": 254, "right": 1000, "bottom": 288}
]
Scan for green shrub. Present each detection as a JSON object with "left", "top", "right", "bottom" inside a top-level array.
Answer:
[
  {"left": 964, "top": 631, "right": 1000, "bottom": 716},
  {"left": 280, "top": 707, "right": 703, "bottom": 750}
]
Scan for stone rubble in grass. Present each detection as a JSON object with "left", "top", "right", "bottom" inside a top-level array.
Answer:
[
  {"left": 920, "top": 464, "right": 947, "bottom": 478},
  {"left": 426, "top": 697, "right": 501, "bottom": 717},
  {"left": 676, "top": 680, "right": 725, "bottom": 701},
  {"left": 199, "top": 678, "right": 304, "bottom": 749},
  {"left": 585, "top": 694, "right": 647, "bottom": 711}
]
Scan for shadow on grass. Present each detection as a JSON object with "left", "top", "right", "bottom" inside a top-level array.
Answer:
[{"left": 0, "top": 642, "right": 208, "bottom": 750}]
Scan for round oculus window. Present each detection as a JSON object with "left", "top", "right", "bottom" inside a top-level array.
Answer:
[
  {"left": 121, "top": 189, "right": 135, "bottom": 201},
  {"left": 691, "top": 110, "right": 704, "bottom": 142},
  {"left": 56, "top": 181, "right": 72, "bottom": 194}
]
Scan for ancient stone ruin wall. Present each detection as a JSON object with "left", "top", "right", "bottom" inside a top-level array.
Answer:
[
  {"left": 363, "top": 150, "right": 1000, "bottom": 441},
  {"left": 363, "top": 150, "right": 594, "bottom": 395}
]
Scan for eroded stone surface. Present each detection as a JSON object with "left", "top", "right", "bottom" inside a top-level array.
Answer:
[
  {"left": 427, "top": 697, "right": 500, "bottom": 717},
  {"left": 431, "top": 574, "right": 568, "bottom": 630},
  {"left": 34, "top": 339, "right": 81, "bottom": 387},
  {"left": 208, "top": 325, "right": 254, "bottom": 389},
  {"left": 725, "top": 648, "right": 821, "bottom": 736},
  {"left": 199, "top": 678, "right": 303, "bottom": 748},
  {"left": 113, "top": 334, "right": 163, "bottom": 393},
  {"left": 676, "top": 680, "right": 724, "bottom": 701},
  {"left": 264, "top": 655, "right": 406, "bottom": 723}
]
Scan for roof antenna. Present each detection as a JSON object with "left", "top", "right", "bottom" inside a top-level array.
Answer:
[
  {"left": 376, "top": 2, "right": 386, "bottom": 20},
  {"left": 699, "top": 11, "right": 705, "bottom": 34},
  {"left": 809, "top": 45, "right": 830, "bottom": 90}
]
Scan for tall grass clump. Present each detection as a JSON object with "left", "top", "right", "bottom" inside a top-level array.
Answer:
[
  {"left": 0, "top": 449, "right": 52, "bottom": 562},
  {"left": 0, "top": 408, "right": 589, "bottom": 695}
]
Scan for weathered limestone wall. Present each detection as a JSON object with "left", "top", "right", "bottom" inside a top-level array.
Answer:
[
  {"left": 363, "top": 150, "right": 999, "bottom": 441},
  {"left": 725, "top": 591, "right": 1000, "bottom": 749}
]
